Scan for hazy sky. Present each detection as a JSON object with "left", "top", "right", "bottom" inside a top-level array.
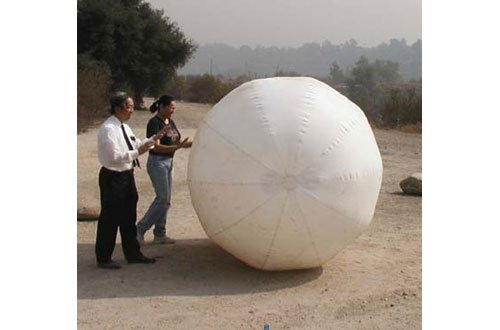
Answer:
[{"left": 148, "top": 0, "right": 421, "bottom": 47}]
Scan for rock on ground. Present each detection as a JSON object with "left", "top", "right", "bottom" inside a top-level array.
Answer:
[{"left": 400, "top": 173, "right": 422, "bottom": 195}]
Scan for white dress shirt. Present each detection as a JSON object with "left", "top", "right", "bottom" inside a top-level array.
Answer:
[{"left": 97, "top": 115, "right": 146, "bottom": 172}]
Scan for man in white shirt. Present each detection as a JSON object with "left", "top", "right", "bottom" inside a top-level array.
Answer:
[{"left": 95, "top": 92, "right": 167, "bottom": 269}]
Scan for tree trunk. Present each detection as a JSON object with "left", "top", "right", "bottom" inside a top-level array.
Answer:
[{"left": 133, "top": 90, "right": 144, "bottom": 110}]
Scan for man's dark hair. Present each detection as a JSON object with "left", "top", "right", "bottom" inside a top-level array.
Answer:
[{"left": 109, "top": 91, "right": 129, "bottom": 114}]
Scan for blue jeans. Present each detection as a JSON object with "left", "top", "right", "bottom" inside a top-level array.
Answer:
[{"left": 136, "top": 154, "right": 173, "bottom": 238}]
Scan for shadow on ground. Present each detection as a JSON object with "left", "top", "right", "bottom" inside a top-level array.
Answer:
[
  {"left": 389, "top": 191, "right": 421, "bottom": 197},
  {"left": 78, "top": 238, "right": 323, "bottom": 299}
]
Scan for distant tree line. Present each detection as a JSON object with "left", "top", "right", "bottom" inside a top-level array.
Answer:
[
  {"left": 179, "top": 38, "right": 422, "bottom": 81},
  {"left": 161, "top": 55, "right": 421, "bottom": 130}
]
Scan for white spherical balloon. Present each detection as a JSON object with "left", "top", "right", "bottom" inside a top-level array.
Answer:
[{"left": 187, "top": 77, "right": 383, "bottom": 270}]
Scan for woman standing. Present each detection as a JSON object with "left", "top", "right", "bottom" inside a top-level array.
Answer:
[{"left": 136, "top": 95, "right": 192, "bottom": 244}]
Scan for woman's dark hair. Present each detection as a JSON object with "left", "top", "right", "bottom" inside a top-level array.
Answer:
[
  {"left": 150, "top": 94, "right": 174, "bottom": 113},
  {"left": 109, "top": 91, "right": 129, "bottom": 114}
]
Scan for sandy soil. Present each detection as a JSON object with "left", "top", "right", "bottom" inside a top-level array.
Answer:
[{"left": 77, "top": 101, "right": 421, "bottom": 329}]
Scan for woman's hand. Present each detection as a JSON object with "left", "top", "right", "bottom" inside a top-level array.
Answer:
[
  {"left": 177, "top": 137, "right": 193, "bottom": 149},
  {"left": 154, "top": 125, "right": 171, "bottom": 140}
]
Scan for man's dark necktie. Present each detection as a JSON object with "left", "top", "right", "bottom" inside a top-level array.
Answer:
[{"left": 121, "top": 124, "right": 140, "bottom": 168}]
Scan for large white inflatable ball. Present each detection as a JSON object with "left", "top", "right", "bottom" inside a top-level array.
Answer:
[{"left": 187, "top": 77, "right": 383, "bottom": 271}]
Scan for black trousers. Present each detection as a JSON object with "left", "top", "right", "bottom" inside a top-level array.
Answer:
[{"left": 95, "top": 167, "right": 142, "bottom": 263}]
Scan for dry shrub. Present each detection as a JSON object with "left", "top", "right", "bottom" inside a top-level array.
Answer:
[
  {"left": 77, "top": 55, "right": 112, "bottom": 133},
  {"left": 379, "top": 82, "right": 421, "bottom": 128},
  {"left": 399, "top": 123, "right": 422, "bottom": 133},
  {"left": 185, "top": 74, "right": 225, "bottom": 104},
  {"left": 168, "top": 74, "right": 250, "bottom": 104},
  {"left": 162, "top": 74, "right": 187, "bottom": 101}
]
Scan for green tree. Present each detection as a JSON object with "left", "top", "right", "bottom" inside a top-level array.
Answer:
[
  {"left": 329, "top": 61, "right": 346, "bottom": 84},
  {"left": 347, "top": 56, "right": 401, "bottom": 121},
  {"left": 349, "top": 56, "right": 400, "bottom": 88},
  {"left": 78, "top": 0, "right": 196, "bottom": 108},
  {"left": 373, "top": 60, "right": 400, "bottom": 83}
]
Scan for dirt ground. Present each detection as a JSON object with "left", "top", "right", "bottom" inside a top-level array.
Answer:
[{"left": 77, "top": 101, "right": 421, "bottom": 329}]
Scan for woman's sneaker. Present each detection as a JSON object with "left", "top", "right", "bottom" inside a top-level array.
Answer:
[{"left": 153, "top": 236, "right": 175, "bottom": 244}]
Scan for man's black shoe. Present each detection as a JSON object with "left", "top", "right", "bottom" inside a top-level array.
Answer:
[
  {"left": 97, "top": 260, "right": 121, "bottom": 269},
  {"left": 127, "top": 255, "right": 156, "bottom": 264}
]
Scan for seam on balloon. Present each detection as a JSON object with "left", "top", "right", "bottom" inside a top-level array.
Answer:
[
  {"left": 210, "top": 190, "right": 284, "bottom": 239},
  {"left": 249, "top": 82, "right": 287, "bottom": 174},
  {"left": 297, "top": 167, "right": 381, "bottom": 211},
  {"left": 201, "top": 119, "right": 282, "bottom": 176},
  {"left": 298, "top": 112, "right": 365, "bottom": 174},
  {"left": 292, "top": 82, "right": 317, "bottom": 174},
  {"left": 297, "top": 187, "right": 359, "bottom": 264},
  {"left": 300, "top": 192, "right": 365, "bottom": 261},
  {"left": 298, "top": 187, "right": 359, "bottom": 225},
  {"left": 327, "top": 167, "right": 383, "bottom": 182},
  {"left": 321, "top": 112, "right": 364, "bottom": 155},
  {"left": 260, "top": 191, "right": 289, "bottom": 270},
  {"left": 295, "top": 191, "right": 322, "bottom": 267}
]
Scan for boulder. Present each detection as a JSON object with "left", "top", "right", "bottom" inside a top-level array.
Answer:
[{"left": 400, "top": 173, "right": 422, "bottom": 195}]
